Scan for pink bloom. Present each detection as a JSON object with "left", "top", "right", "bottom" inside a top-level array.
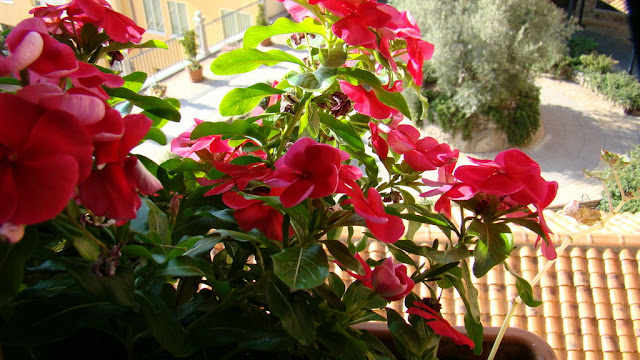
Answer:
[
  {"left": 170, "top": 119, "right": 233, "bottom": 162},
  {"left": 0, "top": 223, "right": 26, "bottom": 244},
  {"left": 0, "top": 93, "right": 93, "bottom": 226},
  {"left": 197, "top": 161, "right": 271, "bottom": 196},
  {"left": 0, "top": 17, "right": 78, "bottom": 78},
  {"left": 339, "top": 81, "right": 400, "bottom": 120},
  {"left": 407, "top": 301, "right": 475, "bottom": 348},
  {"left": 222, "top": 191, "right": 289, "bottom": 241},
  {"left": 371, "top": 258, "right": 414, "bottom": 301},
  {"left": 343, "top": 187, "right": 405, "bottom": 243},
  {"left": 369, "top": 122, "right": 389, "bottom": 160},
  {"left": 266, "top": 137, "right": 344, "bottom": 207},
  {"left": 405, "top": 37, "right": 434, "bottom": 86},
  {"left": 387, "top": 124, "right": 458, "bottom": 171},
  {"left": 345, "top": 255, "right": 413, "bottom": 301},
  {"left": 78, "top": 114, "right": 162, "bottom": 220}
]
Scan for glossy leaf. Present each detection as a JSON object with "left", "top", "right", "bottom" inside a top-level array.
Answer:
[
  {"left": 272, "top": 243, "right": 329, "bottom": 289},
  {"left": 153, "top": 256, "right": 215, "bottom": 280},
  {"left": 323, "top": 239, "right": 364, "bottom": 276},
  {"left": 319, "top": 112, "right": 365, "bottom": 151},
  {"left": 190, "top": 118, "right": 262, "bottom": 141},
  {"left": 243, "top": 17, "right": 325, "bottom": 49},
  {"left": 464, "top": 311, "right": 484, "bottom": 355},
  {"left": 422, "top": 245, "right": 471, "bottom": 264},
  {"left": 504, "top": 263, "right": 543, "bottom": 307},
  {"left": 386, "top": 307, "right": 422, "bottom": 358},
  {"left": 121, "top": 71, "right": 147, "bottom": 93},
  {"left": 211, "top": 49, "right": 304, "bottom": 75},
  {"left": 468, "top": 220, "right": 513, "bottom": 277},
  {"left": 218, "top": 83, "right": 285, "bottom": 116},
  {"left": 102, "top": 39, "right": 168, "bottom": 52},
  {"left": 58, "top": 258, "right": 135, "bottom": 307},
  {"left": 287, "top": 66, "right": 337, "bottom": 91},
  {"left": 266, "top": 278, "right": 316, "bottom": 345},
  {"left": 143, "top": 127, "right": 167, "bottom": 145},
  {"left": 105, "top": 87, "right": 181, "bottom": 122}
]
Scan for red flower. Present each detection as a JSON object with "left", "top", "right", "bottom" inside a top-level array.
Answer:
[
  {"left": 170, "top": 119, "right": 233, "bottom": 162},
  {"left": 197, "top": 161, "right": 271, "bottom": 196},
  {"left": 78, "top": 114, "right": 162, "bottom": 220},
  {"left": 339, "top": 81, "right": 400, "bottom": 120},
  {"left": 222, "top": 191, "right": 289, "bottom": 241},
  {"left": 266, "top": 137, "right": 344, "bottom": 207},
  {"left": 343, "top": 186, "right": 405, "bottom": 243},
  {"left": 407, "top": 301, "right": 475, "bottom": 348},
  {"left": 345, "top": 255, "right": 413, "bottom": 301},
  {"left": 369, "top": 122, "right": 389, "bottom": 160},
  {"left": 0, "top": 93, "right": 92, "bottom": 226},
  {"left": 0, "top": 17, "right": 78, "bottom": 78},
  {"left": 387, "top": 124, "right": 458, "bottom": 171}
]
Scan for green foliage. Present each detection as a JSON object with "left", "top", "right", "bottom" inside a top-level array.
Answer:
[
  {"left": 568, "top": 34, "right": 599, "bottom": 57},
  {"left": 179, "top": 29, "right": 201, "bottom": 70},
  {"left": 256, "top": 3, "right": 268, "bottom": 26},
  {"left": 588, "top": 71, "right": 640, "bottom": 113},
  {"left": 392, "top": 0, "right": 573, "bottom": 145},
  {"left": 486, "top": 84, "right": 541, "bottom": 146},
  {"left": 578, "top": 53, "right": 618, "bottom": 74},
  {"left": 599, "top": 146, "right": 640, "bottom": 212}
]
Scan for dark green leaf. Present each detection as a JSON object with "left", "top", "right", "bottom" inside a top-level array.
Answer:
[
  {"left": 504, "top": 263, "right": 542, "bottom": 307},
  {"left": 266, "top": 278, "right": 316, "bottom": 345},
  {"left": 272, "top": 243, "right": 329, "bottom": 289},
  {"left": 319, "top": 112, "right": 365, "bottom": 151},
  {"left": 387, "top": 244, "right": 417, "bottom": 268},
  {"left": 287, "top": 66, "right": 337, "bottom": 91},
  {"left": 218, "top": 83, "right": 285, "bottom": 116},
  {"left": 243, "top": 17, "right": 325, "bottom": 49},
  {"left": 422, "top": 245, "right": 471, "bottom": 264},
  {"left": 324, "top": 239, "right": 364, "bottom": 276},
  {"left": 0, "top": 77, "right": 21, "bottom": 86},
  {"left": 0, "top": 234, "right": 36, "bottom": 305},
  {"left": 190, "top": 118, "right": 261, "bottom": 140},
  {"left": 319, "top": 48, "right": 347, "bottom": 68},
  {"left": 183, "top": 237, "right": 222, "bottom": 258},
  {"left": 468, "top": 220, "right": 513, "bottom": 277},
  {"left": 211, "top": 48, "right": 304, "bottom": 75},
  {"left": 143, "top": 127, "right": 167, "bottom": 145},
  {"left": 153, "top": 256, "right": 215, "bottom": 280},
  {"left": 464, "top": 312, "right": 484, "bottom": 355},
  {"left": 136, "top": 290, "right": 196, "bottom": 357},
  {"left": 386, "top": 307, "right": 421, "bottom": 358},
  {"left": 59, "top": 258, "right": 135, "bottom": 307},
  {"left": 146, "top": 199, "right": 170, "bottom": 245},
  {"left": 105, "top": 87, "right": 180, "bottom": 122}
]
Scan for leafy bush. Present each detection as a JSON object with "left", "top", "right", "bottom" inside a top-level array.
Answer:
[
  {"left": 588, "top": 71, "right": 640, "bottom": 113},
  {"left": 568, "top": 34, "right": 599, "bottom": 57},
  {"left": 599, "top": 146, "right": 640, "bottom": 213},
  {"left": 578, "top": 53, "right": 618, "bottom": 73},
  {"left": 391, "top": 0, "right": 574, "bottom": 145},
  {"left": 485, "top": 84, "right": 540, "bottom": 146}
]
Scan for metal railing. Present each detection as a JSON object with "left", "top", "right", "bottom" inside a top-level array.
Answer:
[{"left": 121, "top": 1, "right": 259, "bottom": 87}]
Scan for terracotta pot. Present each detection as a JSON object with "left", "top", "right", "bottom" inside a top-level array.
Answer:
[
  {"left": 260, "top": 37, "right": 273, "bottom": 46},
  {"left": 187, "top": 67, "right": 204, "bottom": 83},
  {"left": 354, "top": 323, "right": 557, "bottom": 360}
]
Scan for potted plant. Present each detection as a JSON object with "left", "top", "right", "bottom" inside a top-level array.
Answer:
[
  {"left": 256, "top": 1, "right": 272, "bottom": 46},
  {"left": 179, "top": 29, "right": 204, "bottom": 82},
  {"left": 1, "top": 1, "right": 596, "bottom": 359}
]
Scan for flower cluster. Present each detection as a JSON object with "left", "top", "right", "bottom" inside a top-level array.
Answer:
[{"left": 0, "top": 3, "right": 161, "bottom": 242}]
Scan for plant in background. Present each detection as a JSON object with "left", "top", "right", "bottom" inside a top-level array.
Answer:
[
  {"left": 391, "top": 0, "right": 574, "bottom": 146},
  {"left": 1, "top": 1, "right": 562, "bottom": 359},
  {"left": 597, "top": 146, "right": 640, "bottom": 213},
  {"left": 179, "top": 29, "right": 202, "bottom": 71}
]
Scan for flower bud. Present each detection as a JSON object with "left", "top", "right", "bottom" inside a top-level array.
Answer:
[{"left": 371, "top": 258, "right": 414, "bottom": 301}]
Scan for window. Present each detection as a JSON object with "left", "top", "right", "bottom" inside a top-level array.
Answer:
[
  {"left": 167, "top": 1, "right": 188, "bottom": 35},
  {"left": 143, "top": 0, "right": 164, "bottom": 33},
  {"left": 221, "top": 9, "right": 252, "bottom": 39},
  {"left": 32, "top": 0, "right": 67, "bottom": 6}
]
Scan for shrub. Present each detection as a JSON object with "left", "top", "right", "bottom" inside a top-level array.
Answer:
[
  {"left": 391, "top": 0, "right": 574, "bottom": 145},
  {"left": 485, "top": 84, "right": 541, "bottom": 146},
  {"left": 598, "top": 146, "right": 640, "bottom": 213},
  {"left": 588, "top": 71, "right": 640, "bottom": 113},
  {"left": 578, "top": 53, "right": 618, "bottom": 74},
  {"left": 179, "top": 30, "right": 201, "bottom": 70},
  {"left": 568, "top": 34, "right": 599, "bottom": 57}
]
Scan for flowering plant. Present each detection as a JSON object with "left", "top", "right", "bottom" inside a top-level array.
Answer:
[{"left": 0, "top": 0, "right": 559, "bottom": 359}]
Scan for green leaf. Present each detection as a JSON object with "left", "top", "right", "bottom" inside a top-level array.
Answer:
[
  {"left": 135, "top": 290, "right": 197, "bottom": 357},
  {"left": 0, "top": 77, "right": 21, "bottom": 86},
  {"left": 121, "top": 244, "right": 161, "bottom": 262},
  {"left": 211, "top": 48, "right": 304, "bottom": 75},
  {"left": 387, "top": 244, "right": 417, "bottom": 268},
  {"left": 323, "top": 240, "right": 364, "bottom": 276},
  {"left": 287, "top": 66, "right": 338, "bottom": 91},
  {"left": 0, "top": 234, "right": 37, "bottom": 305},
  {"left": 121, "top": 71, "right": 147, "bottom": 93},
  {"left": 319, "top": 112, "right": 365, "bottom": 151},
  {"left": 183, "top": 237, "right": 222, "bottom": 258},
  {"left": 190, "top": 118, "right": 262, "bottom": 141},
  {"left": 146, "top": 199, "right": 170, "bottom": 245},
  {"left": 272, "top": 243, "right": 329, "bottom": 289},
  {"left": 504, "top": 263, "right": 542, "bottom": 307},
  {"left": 386, "top": 307, "right": 422, "bottom": 358},
  {"left": 153, "top": 256, "right": 215, "bottom": 280},
  {"left": 105, "top": 87, "right": 181, "bottom": 122},
  {"left": 59, "top": 258, "right": 135, "bottom": 307},
  {"left": 468, "top": 220, "right": 513, "bottom": 277},
  {"left": 102, "top": 39, "right": 168, "bottom": 53},
  {"left": 266, "top": 277, "right": 316, "bottom": 345},
  {"left": 464, "top": 311, "right": 484, "bottom": 355},
  {"left": 319, "top": 48, "right": 347, "bottom": 68},
  {"left": 143, "top": 127, "right": 167, "bottom": 145},
  {"left": 243, "top": 17, "right": 325, "bottom": 49},
  {"left": 218, "top": 83, "right": 285, "bottom": 116},
  {"left": 422, "top": 245, "right": 471, "bottom": 264}
]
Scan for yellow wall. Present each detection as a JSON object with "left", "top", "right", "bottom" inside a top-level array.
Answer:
[{"left": 0, "top": 0, "right": 39, "bottom": 27}]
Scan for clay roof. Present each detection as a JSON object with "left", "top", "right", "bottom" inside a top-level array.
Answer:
[{"left": 334, "top": 210, "right": 640, "bottom": 360}]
